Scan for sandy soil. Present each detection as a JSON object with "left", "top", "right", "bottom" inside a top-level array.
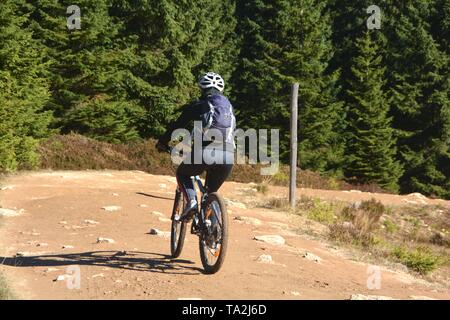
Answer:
[{"left": 0, "top": 170, "right": 448, "bottom": 300}]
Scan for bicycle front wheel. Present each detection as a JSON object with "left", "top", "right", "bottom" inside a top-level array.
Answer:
[
  {"left": 171, "top": 189, "right": 187, "bottom": 258},
  {"left": 199, "top": 192, "right": 229, "bottom": 274}
]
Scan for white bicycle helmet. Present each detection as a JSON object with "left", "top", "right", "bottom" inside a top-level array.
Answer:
[{"left": 198, "top": 72, "right": 225, "bottom": 92}]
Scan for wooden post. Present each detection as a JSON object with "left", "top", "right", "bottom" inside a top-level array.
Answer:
[{"left": 289, "top": 83, "right": 299, "bottom": 210}]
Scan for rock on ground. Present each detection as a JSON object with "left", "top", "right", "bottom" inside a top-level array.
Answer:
[
  {"left": 350, "top": 294, "right": 396, "bottom": 300},
  {"left": 408, "top": 193, "right": 428, "bottom": 200},
  {"left": 225, "top": 198, "right": 247, "bottom": 210},
  {"left": 84, "top": 220, "right": 99, "bottom": 225},
  {"left": 256, "top": 254, "right": 273, "bottom": 264},
  {"left": 0, "top": 208, "right": 21, "bottom": 217},
  {"left": 101, "top": 206, "right": 121, "bottom": 212},
  {"left": 254, "top": 235, "right": 286, "bottom": 246},
  {"left": 234, "top": 216, "right": 262, "bottom": 226},
  {"left": 149, "top": 228, "right": 171, "bottom": 238},
  {"left": 97, "top": 237, "right": 115, "bottom": 244},
  {"left": 302, "top": 252, "right": 322, "bottom": 263}
]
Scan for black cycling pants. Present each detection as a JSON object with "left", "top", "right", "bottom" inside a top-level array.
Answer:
[{"left": 176, "top": 149, "right": 234, "bottom": 201}]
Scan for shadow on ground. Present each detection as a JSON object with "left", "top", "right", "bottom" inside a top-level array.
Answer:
[
  {"left": 0, "top": 251, "right": 204, "bottom": 275},
  {"left": 136, "top": 192, "right": 174, "bottom": 201}
]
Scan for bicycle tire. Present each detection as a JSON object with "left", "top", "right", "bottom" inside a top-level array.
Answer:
[
  {"left": 199, "top": 192, "right": 229, "bottom": 274},
  {"left": 170, "top": 189, "right": 187, "bottom": 258}
]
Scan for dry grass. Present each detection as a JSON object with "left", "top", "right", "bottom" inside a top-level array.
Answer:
[
  {"left": 329, "top": 199, "right": 384, "bottom": 246},
  {"left": 260, "top": 194, "right": 449, "bottom": 276}
]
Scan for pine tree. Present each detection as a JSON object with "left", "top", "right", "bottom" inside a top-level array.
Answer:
[
  {"left": 0, "top": 0, "right": 52, "bottom": 171},
  {"left": 26, "top": 0, "right": 140, "bottom": 143},
  {"left": 344, "top": 32, "right": 402, "bottom": 191},
  {"left": 110, "top": 0, "right": 237, "bottom": 138},
  {"left": 232, "top": 0, "right": 344, "bottom": 173},
  {"left": 383, "top": 2, "right": 450, "bottom": 198}
]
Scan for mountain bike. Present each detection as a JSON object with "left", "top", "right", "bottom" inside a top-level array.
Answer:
[{"left": 170, "top": 175, "right": 229, "bottom": 274}]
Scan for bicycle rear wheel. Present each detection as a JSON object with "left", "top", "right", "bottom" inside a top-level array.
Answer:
[
  {"left": 199, "top": 192, "right": 228, "bottom": 274},
  {"left": 170, "top": 189, "right": 187, "bottom": 258}
]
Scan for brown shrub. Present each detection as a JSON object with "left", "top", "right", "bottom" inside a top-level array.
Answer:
[
  {"left": 38, "top": 134, "right": 388, "bottom": 194},
  {"left": 330, "top": 199, "right": 386, "bottom": 246}
]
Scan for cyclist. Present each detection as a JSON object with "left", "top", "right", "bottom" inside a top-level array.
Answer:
[{"left": 156, "top": 72, "right": 236, "bottom": 220}]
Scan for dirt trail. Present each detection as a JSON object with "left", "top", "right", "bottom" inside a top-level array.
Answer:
[{"left": 0, "top": 170, "right": 448, "bottom": 300}]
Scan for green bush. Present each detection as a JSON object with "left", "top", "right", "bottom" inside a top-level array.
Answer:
[
  {"left": 383, "top": 219, "right": 398, "bottom": 233},
  {"left": 307, "top": 199, "right": 336, "bottom": 224},
  {"left": 392, "top": 246, "right": 442, "bottom": 275}
]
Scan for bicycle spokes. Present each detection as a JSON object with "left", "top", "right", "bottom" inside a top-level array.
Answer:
[{"left": 202, "top": 200, "right": 224, "bottom": 265}]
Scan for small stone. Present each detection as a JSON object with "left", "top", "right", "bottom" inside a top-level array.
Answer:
[
  {"left": 92, "top": 273, "right": 105, "bottom": 278},
  {"left": 62, "top": 245, "right": 74, "bottom": 249},
  {"left": 59, "top": 221, "right": 68, "bottom": 225},
  {"left": 0, "top": 208, "right": 21, "bottom": 217},
  {"left": 55, "top": 275, "right": 67, "bottom": 281},
  {"left": 158, "top": 217, "right": 171, "bottom": 223},
  {"left": 350, "top": 294, "right": 395, "bottom": 300},
  {"left": 102, "top": 206, "right": 121, "bottom": 212},
  {"left": 291, "top": 291, "right": 301, "bottom": 296},
  {"left": 256, "top": 254, "right": 273, "bottom": 264},
  {"left": 234, "top": 216, "right": 262, "bottom": 226},
  {"left": 37, "top": 243, "right": 48, "bottom": 247},
  {"left": 253, "top": 235, "right": 286, "bottom": 246},
  {"left": 72, "top": 225, "right": 87, "bottom": 230},
  {"left": 112, "top": 193, "right": 119, "bottom": 196},
  {"left": 151, "top": 211, "right": 164, "bottom": 216},
  {"left": 408, "top": 193, "right": 428, "bottom": 200},
  {"left": 97, "top": 237, "right": 115, "bottom": 244},
  {"left": 149, "top": 228, "right": 171, "bottom": 238},
  {"left": 139, "top": 204, "right": 148, "bottom": 208},
  {"left": 15, "top": 252, "right": 29, "bottom": 257},
  {"left": 84, "top": 219, "right": 99, "bottom": 225},
  {"left": 302, "top": 252, "right": 322, "bottom": 263}
]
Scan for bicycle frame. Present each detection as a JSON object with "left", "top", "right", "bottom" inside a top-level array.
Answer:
[
  {"left": 192, "top": 175, "right": 208, "bottom": 227},
  {"left": 193, "top": 175, "right": 206, "bottom": 195}
]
